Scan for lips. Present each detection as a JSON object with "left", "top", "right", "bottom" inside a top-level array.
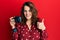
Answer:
[{"left": 26, "top": 15, "right": 30, "bottom": 17}]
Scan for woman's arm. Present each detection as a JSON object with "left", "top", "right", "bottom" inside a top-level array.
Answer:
[
  {"left": 10, "top": 17, "right": 19, "bottom": 40},
  {"left": 12, "top": 28, "right": 18, "bottom": 40},
  {"left": 37, "top": 18, "right": 48, "bottom": 40},
  {"left": 40, "top": 30, "right": 48, "bottom": 40}
]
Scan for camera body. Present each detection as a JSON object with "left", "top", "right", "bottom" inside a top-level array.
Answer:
[{"left": 14, "top": 16, "right": 21, "bottom": 23}]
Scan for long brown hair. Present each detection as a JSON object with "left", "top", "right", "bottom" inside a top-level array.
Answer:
[
  {"left": 21, "top": 1, "right": 40, "bottom": 25},
  {"left": 20, "top": 2, "right": 47, "bottom": 40}
]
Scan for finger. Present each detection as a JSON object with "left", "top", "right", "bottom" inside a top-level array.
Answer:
[
  {"left": 42, "top": 18, "right": 44, "bottom": 23},
  {"left": 10, "top": 17, "right": 14, "bottom": 20},
  {"left": 37, "top": 22, "right": 40, "bottom": 24},
  {"left": 10, "top": 16, "right": 15, "bottom": 20},
  {"left": 10, "top": 19, "right": 14, "bottom": 22},
  {"left": 37, "top": 22, "right": 40, "bottom": 25}
]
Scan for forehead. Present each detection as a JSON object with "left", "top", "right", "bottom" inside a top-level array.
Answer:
[{"left": 24, "top": 6, "right": 30, "bottom": 10}]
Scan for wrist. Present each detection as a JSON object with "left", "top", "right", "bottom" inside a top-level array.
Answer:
[
  {"left": 12, "top": 28, "right": 17, "bottom": 32},
  {"left": 12, "top": 26, "right": 15, "bottom": 29}
]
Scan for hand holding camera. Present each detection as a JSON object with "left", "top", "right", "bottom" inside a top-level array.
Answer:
[{"left": 10, "top": 16, "right": 21, "bottom": 29}]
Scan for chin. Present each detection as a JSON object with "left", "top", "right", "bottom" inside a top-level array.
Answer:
[{"left": 26, "top": 17, "right": 31, "bottom": 20}]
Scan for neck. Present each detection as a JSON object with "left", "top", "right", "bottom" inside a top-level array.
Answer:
[
  {"left": 26, "top": 19, "right": 32, "bottom": 30},
  {"left": 26, "top": 19, "right": 31, "bottom": 27}
]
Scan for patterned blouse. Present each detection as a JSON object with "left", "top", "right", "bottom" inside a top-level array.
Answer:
[{"left": 12, "top": 23, "right": 48, "bottom": 40}]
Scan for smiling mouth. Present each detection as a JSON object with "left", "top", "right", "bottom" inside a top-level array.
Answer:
[{"left": 26, "top": 15, "right": 30, "bottom": 17}]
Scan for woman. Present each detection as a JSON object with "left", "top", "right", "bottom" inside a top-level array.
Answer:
[{"left": 10, "top": 1, "right": 48, "bottom": 40}]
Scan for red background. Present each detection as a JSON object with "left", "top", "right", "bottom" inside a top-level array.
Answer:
[{"left": 0, "top": 0, "right": 60, "bottom": 40}]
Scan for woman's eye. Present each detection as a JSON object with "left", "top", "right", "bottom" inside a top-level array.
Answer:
[{"left": 24, "top": 10, "right": 31, "bottom": 12}]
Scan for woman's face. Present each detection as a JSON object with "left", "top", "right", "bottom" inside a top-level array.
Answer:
[{"left": 24, "top": 6, "right": 32, "bottom": 20}]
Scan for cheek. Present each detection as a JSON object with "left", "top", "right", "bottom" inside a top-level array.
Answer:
[
  {"left": 24, "top": 12, "right": 26, "bottom": 16},
  {"left": 29, "top": 12, "right": 32, "bottom": 17},
  {"left": 30, "top": 14, "right": 32, "bottom": 17}
]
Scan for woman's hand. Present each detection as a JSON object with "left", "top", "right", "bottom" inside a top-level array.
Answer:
[
  {"left": 37, "top": 18, "right": 46, "bottom": 30},
  {"left": 10, "top": 17, "right": 16, "bottom": 29}
]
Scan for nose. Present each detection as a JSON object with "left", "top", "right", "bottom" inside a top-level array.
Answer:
[{"left": 26, "top": 11, "right": 29, "bottom": 14}]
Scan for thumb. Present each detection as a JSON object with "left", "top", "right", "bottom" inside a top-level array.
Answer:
[{"left": 42, "top": 18, "right": 44, "bottom": 23}]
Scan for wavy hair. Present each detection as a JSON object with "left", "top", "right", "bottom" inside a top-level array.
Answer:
[
  {"left": 21, "top": 1, "right": 40, "bottom": 25},
  {"left": 20, "top": 1, "right": 48, "bottom": 40}
]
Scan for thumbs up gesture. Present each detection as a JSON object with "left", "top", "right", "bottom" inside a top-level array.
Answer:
[{"left": 37, "top": 18, "right": 46, "bottom": 30}]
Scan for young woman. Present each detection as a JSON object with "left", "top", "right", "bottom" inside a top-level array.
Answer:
[{"left": 10, "top": 1, "right": 48, "bottom": 40}]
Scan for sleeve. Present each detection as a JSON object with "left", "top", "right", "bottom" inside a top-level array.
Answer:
[
  {"left": 37, "top": 18, "right": 48, "bottom": 40},
  {"left": 12, "top": 23, "right": 21, "bottom": 40},
  {"left": 40, "top": 30, "right": 48, "bottom": 40}
]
